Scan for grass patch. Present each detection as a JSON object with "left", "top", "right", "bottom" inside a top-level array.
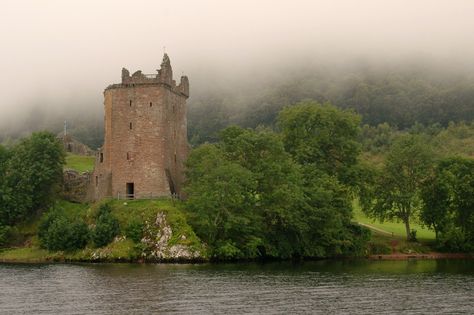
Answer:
[
  {"left": 0, "top": 247, "right": 61, "bottom": 262},
  {"left": 353, "top": 200, "right": 435, "bottom": 241},
  {"left": 65, "top": 153, "right": 95, "bottom": 172}
]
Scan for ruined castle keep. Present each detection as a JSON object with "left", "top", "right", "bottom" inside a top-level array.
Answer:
[{"left": 91, "top": 54, "right": 189, "bottom": 200}]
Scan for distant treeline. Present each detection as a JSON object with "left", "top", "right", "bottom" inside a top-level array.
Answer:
[
  {"left": 188, "top": 63, "right": 474, "bottom": 145},
  {"left": 2, "top": 61, "right": 474, "bottom": 150}
]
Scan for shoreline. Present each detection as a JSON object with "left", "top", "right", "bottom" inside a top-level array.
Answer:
[
  {"left": 369, "top": 253, "right": 473, "bottom": 260},
  {"left": 1, "top": 252, "right": 472, "bottom": 265}
]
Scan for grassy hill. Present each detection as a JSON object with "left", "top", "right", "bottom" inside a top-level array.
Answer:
[{"left": 65, "top": 154, "right": 95, "bottom": 172}]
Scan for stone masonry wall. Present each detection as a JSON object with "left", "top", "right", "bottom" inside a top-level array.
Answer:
[{"left": 90, "top": 54, "right": 189, "bottom": 200}]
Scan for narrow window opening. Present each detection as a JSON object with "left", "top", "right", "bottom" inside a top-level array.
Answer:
[
  {"left": 174, "top": 153, "right": 177, "bottom": 163},
  {"left": 150, "top": 102, "right": 153, "bottom": 107},
  {"left": 129, "top": 100, "right": 132, "bottom": 107},
  {"left": 127, "top": 152, "right": 131, "bottom": 160},
  {"left": 129, "top": 122, "right": 132, "bottom": 130},
  {"left": 100, "top": 153, "right": 103, "bottom": 163},
  {"left": 95, "top": 176, "right": 98, "bottom": 186}
]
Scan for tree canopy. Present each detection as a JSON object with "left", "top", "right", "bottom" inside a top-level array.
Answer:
[
  {"left": 0, "top": 132, "right": 65, "bottom": 226},
  {"left": 361, "top": 134, "right": 434, "bottom": 241},
  {"left": 185, "top": 103, "right": 370, "bottom": 260}
]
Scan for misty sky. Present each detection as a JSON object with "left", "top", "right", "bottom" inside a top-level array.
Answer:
[{"left": 1, "top": 0, "right": 474, "bottom": 127}]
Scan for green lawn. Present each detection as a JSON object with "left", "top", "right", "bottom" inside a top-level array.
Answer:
[
  {"left": 65, "top": 154, "right": 95, "bottom": 172},
  {"left": 353, "top": 201, "right": 435, "bottom": 241}
]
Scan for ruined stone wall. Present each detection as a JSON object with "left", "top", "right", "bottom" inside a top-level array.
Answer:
[
  {"left": 62, "top": 170, "right": 92, "bottom": 203},
  {"left": 91, "top": 54, "right": 189, "bottom": 200},
  {"left": 58, "top": 134, "right": 94, "bottom": 156}
]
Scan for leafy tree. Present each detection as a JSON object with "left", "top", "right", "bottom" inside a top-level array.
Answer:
[
  {"left": 362, "top": 134, "right": 434, "bottom": 241},
  {"left": 420, "top": 171, "right": 451, "bottom": 239},
  {"left": 185, "top": 144, "right": 259, "bottom": 259},
  {"left": 125, "top": 220, "right": 144, "bottom": 243},
  {"left": 38, "top": 209, "right": 89, "bottom": 251},
  {"left": 185, "top": 125, "right": 369, "bottom": 259},
  {"left": 421, "top": 157, "right": 474, "bottom": 251},
  {"left": 0, "top": 132, "right": 65, "bottom": 225},
  {"left": 92, "top": 204, "right": 120, "bottom": 248},
  {"left": 277, "top": 101, "right": 361, "bottom": 186}
]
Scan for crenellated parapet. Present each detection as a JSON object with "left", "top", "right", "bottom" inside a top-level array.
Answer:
[{"left": 113, "top": 54, "right": 189, "bottom": 98}]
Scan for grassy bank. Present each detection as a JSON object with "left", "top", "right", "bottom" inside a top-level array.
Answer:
[
  {"left": 0, "top": 199, "right": 206, "bottom": 263},
  {"left": 0, "top": 198, "right": 444, "bottom": 263}
]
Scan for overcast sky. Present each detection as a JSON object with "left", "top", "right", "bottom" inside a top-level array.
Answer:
[{"left": 1, "top": 0, "right": 474, "bottom": 126}]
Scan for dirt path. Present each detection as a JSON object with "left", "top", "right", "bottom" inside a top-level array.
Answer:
[{"left": 357, "top": 222, "right": 394, "bottom": 236}]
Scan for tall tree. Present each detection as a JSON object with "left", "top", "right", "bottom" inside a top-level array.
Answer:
[
  {"left": 421, "top": 157, "right": 474, "bottom": 250},
  {"left": 277, "top": 101, "right": 361, "bottom": 186},
  {"left": 0, "top": 132, "right": 65, "bottom": 225},
  {"left": 362, "top": 134, "right": 434, "bottom": 240}
]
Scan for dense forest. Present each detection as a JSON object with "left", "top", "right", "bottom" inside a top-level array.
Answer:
[{"left": 187, "top": 61, "right": 474, "bottom": 146}]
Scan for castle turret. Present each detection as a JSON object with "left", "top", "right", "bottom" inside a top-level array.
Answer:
[
  {"left": 158, "top": 53, "right": 173, "bottom": 85},
  {"left": 121, "top": 68, "right": 130, "bottom": 83},
  {"left": 178, "top": 75, "right": 189, "bottom": 97}
]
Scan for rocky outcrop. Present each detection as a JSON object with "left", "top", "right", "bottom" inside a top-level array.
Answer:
[{"left": 140, "top": 212, "right": 202, "bottom": 261}]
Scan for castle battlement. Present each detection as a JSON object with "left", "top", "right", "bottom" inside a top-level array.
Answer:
[{"left": 106, "top": 54, "right": 189, "bottom": 98}]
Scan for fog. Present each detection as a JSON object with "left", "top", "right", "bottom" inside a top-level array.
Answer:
[{"left": 1, "top": 0, "right": 474, "bottom": 138}]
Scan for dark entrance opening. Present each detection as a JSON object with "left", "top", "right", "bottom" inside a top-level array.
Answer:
[
  {"left": 165, "top": 169, "right": 176, "bottom": 196},
  {"left": 126, "top": 182, "right": 134, "bottom": 199}
]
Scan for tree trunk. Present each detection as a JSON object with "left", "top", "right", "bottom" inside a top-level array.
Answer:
[{"left": 405, "top": 219, "right": 411, "bottom": 241}]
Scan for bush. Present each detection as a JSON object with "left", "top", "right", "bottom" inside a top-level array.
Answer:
[
  {"left": 0, "top": 225, "right": 12, "bottom": 247},
  {"left": 367, "top": 241, "right": 391, "bottom": 255},
  {"left": 92, "top": 204, "right": 120, "bottom": 247},
  {"left": 125, "top": 220, "right": 144, "bottom": 243},
  {"left": 213, "top": 241, "right": 242, "bottom": 260},
  {"left": 437, "top": 228, "right": 473, "bottom": 252},
  {"left": 38, "top": 210, "right": 89, "bottom": 251}
]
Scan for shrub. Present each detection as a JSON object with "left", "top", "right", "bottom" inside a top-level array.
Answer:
[
  {"left": 367, "top": 241, "right": 391, "bottom": 255},
  {"left": 437, "top": 228, "right": 473, "bottom": 252},
  {"left": 38, "top": 210, "right": 89, "bottom": 251},
  {"left": 0, "top": 225, "right": 12, "bottom": 247},
  {"left": 92, "top": 204, "right": 120, "bottom": 247},
  {"left": 213, "top": 241, "right": 242, "bottom": 260},
  {"left": 125, "top": 220, "right": 144, "bottom": 243}
]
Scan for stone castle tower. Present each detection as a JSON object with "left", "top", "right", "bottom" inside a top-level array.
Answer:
[{"left": 90, "top": 54, "right": 189, "bottom": 200}]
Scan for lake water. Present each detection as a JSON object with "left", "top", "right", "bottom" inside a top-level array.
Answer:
[{"left": 0, "top": 260, "right": 473, "bottom": 314}]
